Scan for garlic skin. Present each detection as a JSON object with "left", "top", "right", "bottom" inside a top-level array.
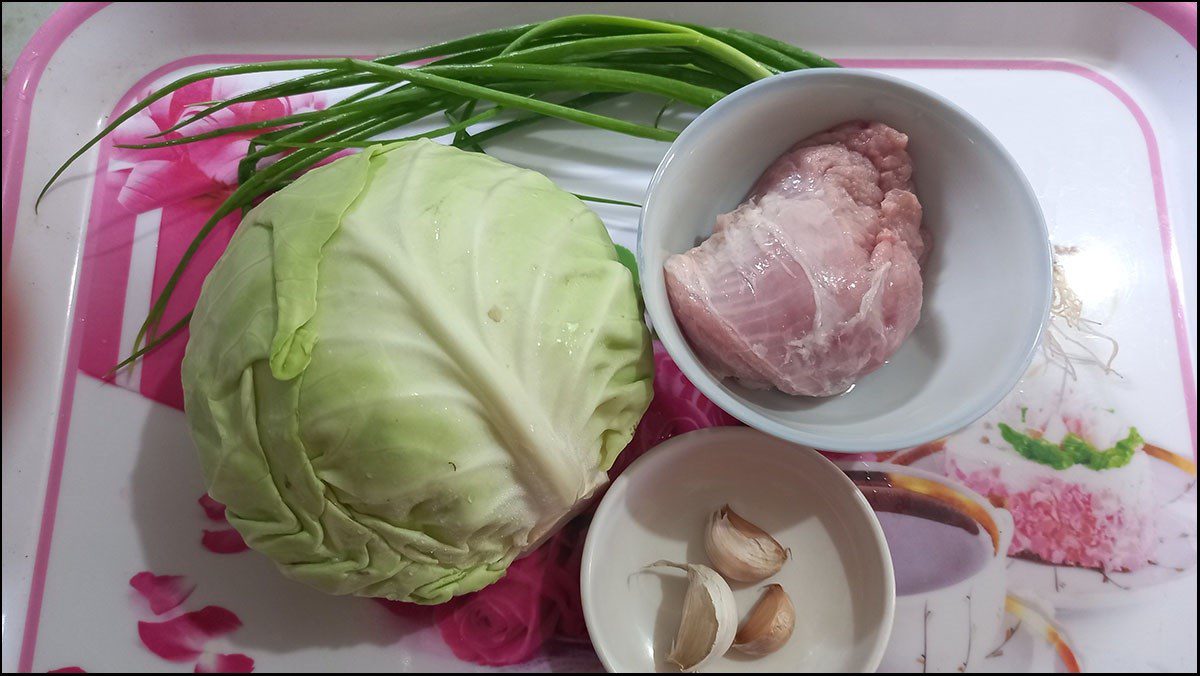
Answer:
[
  {"left": 704, "top": 505, "right": 787, "bottom": 582},
  {"left": 647, "top": 561, "right": 738, "bottom": 672},
  {"left": 734, "top": 584, "right": 795, "bottom": 656}
]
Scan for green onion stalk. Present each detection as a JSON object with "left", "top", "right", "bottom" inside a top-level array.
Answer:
[{"left": 40, "top": 15, "right": 837, "bottom": 367}]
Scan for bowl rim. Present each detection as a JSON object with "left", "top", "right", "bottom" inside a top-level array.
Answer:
[
  {"left": 580, "top": 426, "right": 897, "bottom": 672},
  {"left": 636, "top": 67, "right": 1053, "bottom": 452}
]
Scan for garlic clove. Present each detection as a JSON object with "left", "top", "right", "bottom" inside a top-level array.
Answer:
[
  {"left": 734, "top": 584, "right": 796, "bottom": 656},
  {"left": 647, "top": 560, "right": 738, "bottom": 672},
  {"left": 704, "top": 505, "right": 787, "bottom": 582}
]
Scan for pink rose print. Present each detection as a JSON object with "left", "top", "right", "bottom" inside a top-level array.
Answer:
[
  {"left": 78, "top": 78, "right": 329, "bottom": 410},
  {"left": 48, "top": 668, "right": 87, "bottom": 673},
  {"left": 434, "top": 543, "right": 561, "bottom": 666},
  {"left": 109, "top": 79, "right": 325, "bottom": 215},
  {"left": 129, "top": 571, "right": 255, "bottom": 671},
  {"left": 542, "top": 521, "right": 590, "bottom": 644},
  {"left": 609, "top": 341, "right": 741, "bottom": 480},
  {"left": 199, "top": 494, "right": 249, "bottom": 554},
  {"left": 194, "top": 653, "right": 256, "bottom": 673},
  {"left": 139, "top": 606, "right": 243, "bottom": 662},
  {"left": 202, "top": 529, "right": 250, "bottom": 554},
  {"left": 198, "top": 494, "right": 227, "bottom": 521},
  {"left": 378, "top": 522, "right": 592, "bottom": 667},
  {"left": 130, "top": 572, "right": 197, "bottom": 615}
]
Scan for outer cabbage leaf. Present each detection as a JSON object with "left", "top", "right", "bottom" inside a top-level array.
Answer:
[{"left": 182, "top": 140, "right": 652, "bottom": 603}]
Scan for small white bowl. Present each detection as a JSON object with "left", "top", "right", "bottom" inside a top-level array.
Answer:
[
  {"left": 638, "top": 69, "right": 1051, "bottom": 452},
  {"left": 581, "top": 427, "right": 894, "bottom": 672}
]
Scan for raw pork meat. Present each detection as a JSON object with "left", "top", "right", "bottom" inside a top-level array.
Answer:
[{"left": 664, "top": 121, "right": 927, "bottom": 396}]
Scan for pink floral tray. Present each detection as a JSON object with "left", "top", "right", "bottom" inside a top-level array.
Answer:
[{"left": 3, "top": 3, "right": 1196, "bottom": 673}]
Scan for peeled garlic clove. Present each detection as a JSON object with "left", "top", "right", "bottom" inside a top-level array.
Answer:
[
  {"left": 704, "top": 505, "right": 787, "bottom": 582},
  {"left": 734, "top": 584, "right": 795, "bottom": 656},
  {"left": 647, "top": 561, "right": 737, "bottom": 672}
]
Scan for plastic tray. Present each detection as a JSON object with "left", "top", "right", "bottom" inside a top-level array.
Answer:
[{"left": 3, "top": 2, "right": 1196, "bottom": 672}]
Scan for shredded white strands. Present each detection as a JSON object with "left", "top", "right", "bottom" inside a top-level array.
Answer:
[{"left": 1042, "top": 248, "right": 1121, "bottom": 380}]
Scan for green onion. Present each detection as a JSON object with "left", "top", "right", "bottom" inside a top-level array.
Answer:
[
  {"left": 40, "top": 15, "right": 836, "bottom": 368},
  {"left": 417, "top": 63, "right": 725, "bottom": 107},
  {"left": 499, "top": 15, "right": 773, "bottom": 80},
  {"left": 572, "top": 193, "right": 641, "bottom": 208}
]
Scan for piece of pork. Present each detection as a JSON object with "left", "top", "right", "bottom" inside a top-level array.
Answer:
[{"left": 664, "top": 121, "right": 926, "bottom": 397}]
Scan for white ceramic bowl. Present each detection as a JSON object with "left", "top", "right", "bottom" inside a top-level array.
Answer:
[
  {"left": 581, "top": 427, "right": 895, "bottom": 672},
  {"left": 638, "top": 69, "right": 1051, "bottom": 452}
]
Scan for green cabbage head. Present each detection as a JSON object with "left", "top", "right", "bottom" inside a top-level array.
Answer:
[{"left": 181, "top": 139, "right": 653, "bottom": 603}]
